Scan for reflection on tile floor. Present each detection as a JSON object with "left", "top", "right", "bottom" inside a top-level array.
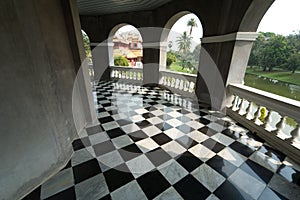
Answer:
[{"left": 24, "top": 81, "right": 300, "bottom": 200}]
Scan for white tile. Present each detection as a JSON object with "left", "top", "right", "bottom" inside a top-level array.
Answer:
[
  {"left": 188, "top": 130, "right": 209, "bottom": 143},
  {"left": 154, "top": 187, "right": 183, "bottom": 200},
  {"left": 168, "top": 111, "right": 182, "bottom": 118},
  {"left": 75, "top": 174, "right": 109, "bottom": 200},
  {"left": 158, "top": 160, "right": 188, "bottom": 184},
  {"left": 188, "top": 144, "right": 216, "bottom": 162},
  {"left": 121, "top": 123, "right": 140, "bottom": 133},
  {"left": 249, "top": 151, "right": 281, "bottom": 172},
  {"left": 218, "top": 147, "right": 247, "bottom": 167},
  {"left": 147, "top": 117, "right": 164, "bottom": 125},
  {"left": 97, "top": 150, "right": 124, "bottom": 171},
  {"left": 191, "top": 164, "right": 225, "bottom": 192},
  {"left": 136, "top": 138, "right": 160, "bottom": 153},
  {"left": 164, "top": 128, "right": 185, "bottom": 140},
  {"left": 206, "top": 194, "right": 220, "bottom": 200},
  {"left": 161, "top": 141, "right": 186, "bottom": 158},
  {"left": 130, "top": 115, "right": 145, "bottom": 123},
  {"left": 111, "top": 135, "right": 133, "bottom": 149},
  {"left": 142, "top": 126, "right": 161, "bottom": 137},
  {"left": 89, "top": 132, "right": 109, "bottom": 145},
  {"left": 111, "top": 113, "right": 127, "bottom": 120},
  {"left": 135, "top": 108, "right": 148, "bottom": 114},
  {"left": 151, "top": 109, "right": 165, "bottom": 116},
  {"left": 207, "top": 122, "right": 225, "bottom": 132},
  {"left": 185, "top": 113, "right": 200, "bottom": 120},
  {"left": 126, "top": 155, "right": 155, "bottom": 178},
  {"left": 211, "top": 133, "right": 235, "bottom": 146},
  {"left": 166, "top": 118, "right": 183, "bottom": 127},
  {"left": 111, "top": 180, "right": 147, "bottom": 200},
  {"left": 102, "top": 121, "right": 119, "bottom": 131},
  {"left": 228, "top": 169, "right": 266, "bottom": 199},
  {"left": 186, "top": 121, "right": 205, "bottom": 129},
  {"left": 71, "top": 148, "right": 94, "bottom": 167},
  {"left": 97, "top": 112, "right": 110, "bottom": 118}
]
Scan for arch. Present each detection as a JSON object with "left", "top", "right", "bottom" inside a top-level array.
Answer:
[
  {"left": 108, "top": 24, "right": 143, "bottom": 67},
  {"left": 159, "top": 11, "right": 203, "bottom": 72}
]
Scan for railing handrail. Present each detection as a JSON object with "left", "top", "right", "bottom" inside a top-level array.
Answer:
[
  {"left": 160, "top": 69, "right": 197, "bottom": 78},
  {"left": 228, "top": 83, "right": 300, "bottom": 123},
  {"left": 110, "top": 65, "right": 143, "bottom": 70}
]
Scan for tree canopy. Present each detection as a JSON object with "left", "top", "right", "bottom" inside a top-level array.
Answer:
[
  {"left": 187, "top": 18, "right": 198, "bottom": 35},
  {"left": 249, "top": 31, "right": 300, "bottom": 73}
]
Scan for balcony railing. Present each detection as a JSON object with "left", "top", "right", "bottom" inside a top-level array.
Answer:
[
  {"left": 159, "top": 70, "right": 197, "bottom": 98},
  {"left": 227, "top": 83, "right": 300, "bottom": 162},
  {"left": 110, "top": 66, "right": 143, "bottom": 83}
]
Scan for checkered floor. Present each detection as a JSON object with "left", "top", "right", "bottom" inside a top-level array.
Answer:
[{"left": 24, "top": 81, "right": 300, "bottom": 200}]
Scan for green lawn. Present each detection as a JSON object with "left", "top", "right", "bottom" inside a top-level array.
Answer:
[
  {"left": 168, "top": 62, "right": 197, "bottom": 74},
  {"left": 246, "top": 67, "right": 300, "bottom": 86}
]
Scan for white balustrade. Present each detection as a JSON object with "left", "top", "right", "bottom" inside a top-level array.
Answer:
[
  {"left": 110, "top": 66, "right": 143, "bottom": 82},
  {"left": 227, "top": 83, "right": 300, "bottom": 162}
]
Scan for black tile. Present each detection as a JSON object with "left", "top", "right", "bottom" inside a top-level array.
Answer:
[
  {"left": 177, "top": 109, "right": 191, "bottom": 114},
  {"left": 214, "top": 180, "right": 253, "bottom": 200},
  {"left": 72, "top": 138, "right": 90, "bottom": 151},
  {"left": 135, "top": 120, "right": 152, "bottom": 128},
  {"left": 61, "top": 160, "right": 72, "bottom": 171},
  {"left": 116, "top": 119, "right": 131, "bottom": 126},
  {"left": 155, "top": 122, "right": 172, "bottom": 131},
  {"left": 258, "top": 187, "right": 288, "bottom": 200},
  {"left": 240, "top": 159, "right": 274, "bottom": 184},
  {"left": 103, "top": 164, "right": 134, "bottom": 192},
  {"left": 176, "top": 135, "right": 198, "bottom": 149},
  {"left": 221, "top": 128, "right": 241, "bottom": 140},
  {"left": 229, "top": 141, "right": 255, "bottom": 157},
  {"left": 119, "top": 144, "right": 143, "bottom": 161},
  {"left": 142, "top": 112, "right": 155, "bottom": 119},
  {"left": 176, "top": 124, "right": 194, "bottom": 134},
  {"left": 99, "top": 116, "right": 114, "bottom": 124},
  {"left": 72, "top": 159, "right": 101, "bottom": 184},
  {"left": 174, "top": 175, "right": 210, "bottom": 200},
  {"left": 128, "top": 130, "right": 148, "bottom": 142},
  {"left": 196, "top": 117, "right": 210, "bottom": 125},
  {"left": 93, "top": 141, "right": 116, "bottom": 156},
  {"left": 151, "top": 133, "right": 172, "bottom": 145},
  {"left": 137, "top": 171, "right": 170, "bottom": 199},
  {"left": 277, "top": 164, "right": 300, "bottom": 186},
  {"left": 206, "top": 155, "right": 237, "bottom": 178},
  {"left": 86, "top": 125, "right": 104, "bottom": 136},
  {"left": 22, "top": 186, "right": 41, "bottom": 200},
  {"left": 176, "top": 151, "right": 203, "bottom": 172},
  {"left": 198, "top": 127, "right": 218, "bottom": 136},
  {"left": 145, "top": 147, "right": 172, "bottom": 166},
  {"left": 106, "top": 128, "right": 126, "bottom": 139},
  {"left": 215, "top": 119, "right": 233, "bottom": 127},
  {"left": 45, "top": 187, "right": 76, "bottom": 200},
  {"left": 201, "top": 138, "right": 225, "bottom": 153}
]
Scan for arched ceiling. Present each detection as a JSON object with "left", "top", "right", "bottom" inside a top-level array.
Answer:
[{"left": 77, "top": 0, "right": 173, "bottom": 15}]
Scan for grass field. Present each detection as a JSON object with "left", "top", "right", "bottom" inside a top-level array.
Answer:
[
  {"left": 168, "top": 62, "right": 197, "bottom": 74},
  {"left": 246, "top": 67, "right": 300, "bottom": 85}
]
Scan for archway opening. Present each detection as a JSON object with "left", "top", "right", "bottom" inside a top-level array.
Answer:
[
  {"left": 109, "top": 24, "right": 143, "bottom": 68},
  {"left": 160, "top": 12, "right": 203, "bottom": 74}
]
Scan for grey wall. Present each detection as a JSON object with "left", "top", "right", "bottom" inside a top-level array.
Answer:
[{"left": 0, "top": 0, "right": 83, "bottom": 199}]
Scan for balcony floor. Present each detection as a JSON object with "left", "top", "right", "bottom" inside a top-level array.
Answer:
[{"left": 24, "top": 81, "right": 300, "bottom": 200}]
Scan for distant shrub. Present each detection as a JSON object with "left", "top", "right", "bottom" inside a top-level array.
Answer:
[
  {"left": 114, "top": 56, "right": 129, "bottom": 66},
  {"left": 167, "top": 52, "right": 177, "bottom": 66}
]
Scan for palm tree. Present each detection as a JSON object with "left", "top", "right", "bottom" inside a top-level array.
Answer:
[
  {"left": 176, "top": 31, "right": 192, "bottom": 70},
  {"left": 187, "top": 18, "right": 198, "bottom": 35},
  {"left": 176, "top": 31, "right": 192, "bottom": 55}
]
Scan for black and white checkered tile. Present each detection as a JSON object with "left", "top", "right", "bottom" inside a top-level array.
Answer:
[{"left": 24, "top": 81, "right": 300, "bottom": 200}]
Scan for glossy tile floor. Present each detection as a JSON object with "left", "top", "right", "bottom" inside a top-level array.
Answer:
[{"left": 24, "top": 81, "right": 300, "bottom": 200}]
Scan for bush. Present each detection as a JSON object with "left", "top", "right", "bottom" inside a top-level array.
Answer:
[
  {"left": 167, "top": 52, "right": 177, "bottom": 67},
  {"left": 114, "top": 56, "right": 129, "bottom": 66}
]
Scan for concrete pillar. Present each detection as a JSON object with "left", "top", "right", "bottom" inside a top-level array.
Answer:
[
  {"left": 159, "top": 42, "right": 168, "bottom": 71},
  {"left": 90, "top": 42, "right": 111, "bottom": 81},
  {"left": 195, "top": 32, "right": 258, "bottom": 111}
]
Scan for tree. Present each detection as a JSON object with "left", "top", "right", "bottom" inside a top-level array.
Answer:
[
  {"left": 114, "top": 56, "right": 129, "bottom": 66},
  {"left": 168, "top": 41, "right": 173, "bottom": 50},
  {"left": 166, "top": 52, "right": 177, "bottom": 67},
  {"left": 248, "top": 33, "right": 266, "bottom": 68},
  {"left": 81, "top": 30, "right": 91, "bottom": 59},
  {"left": 287, "top": 52, "right": 300, "bottom": 73},
  {"left": 176, "top": 31, "right": 192, "bottom": 70},
  {"left": 187, "top": 18, "right": 198, "bottom": 35}
]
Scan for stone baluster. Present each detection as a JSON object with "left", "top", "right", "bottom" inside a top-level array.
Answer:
[
  {"left": 228, "top": 95, "right": 237, "bottom": 109},
  {"left": 263, "top": 110, "right": 272, "bottom": 129},
  {"left": 237, "top": 98, "right": 245, "bottom": 114},
  {"left": 243, "top": 101, "right": 252, "bottom": 118},
  {"left": 286, "top": 124, "right": 300, "bottom": 143},
  {"left": 272, "top": 115, "right": 285, "bottom": 135},
  {"left": 252, "top": 105, "right": 261, "bottom": 123}
]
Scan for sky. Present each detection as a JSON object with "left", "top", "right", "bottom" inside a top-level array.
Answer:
[{"left": 117, "top": 0, "right": 300, "bottom": 47}]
